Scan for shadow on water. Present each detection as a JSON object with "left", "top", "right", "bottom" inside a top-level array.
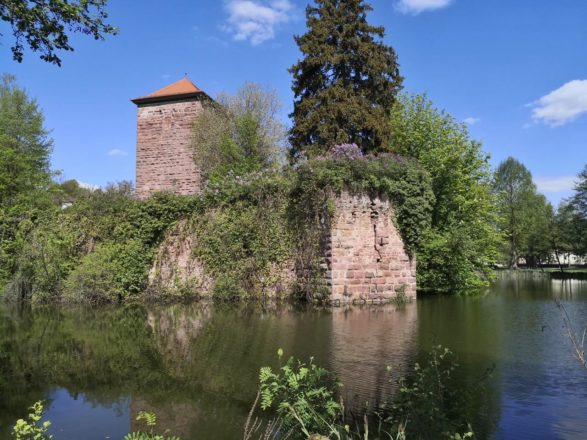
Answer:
[{"left": 0, "top": 278, "right": 586, "bottom": 439}]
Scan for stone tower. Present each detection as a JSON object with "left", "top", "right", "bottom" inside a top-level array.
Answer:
[{"left": 132, "top": 78, "right": 209, "bottom": 199}]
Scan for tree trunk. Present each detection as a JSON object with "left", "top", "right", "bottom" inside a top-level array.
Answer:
[{"left": 510, "top": 247, "right": 518, "bottom": 269}]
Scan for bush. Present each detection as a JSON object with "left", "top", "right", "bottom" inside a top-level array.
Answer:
[
  {"left": 63, "top": 242, "right": 121, "bottom": 303},
  {"left": 5, "top": 151, "right": 435, "bottom": 302},
  {"left": 3, "top": 184, "right": 198, "bottom": 302},
  {"left": 384, "top": 346, "right": 478, "bottom": 439}
]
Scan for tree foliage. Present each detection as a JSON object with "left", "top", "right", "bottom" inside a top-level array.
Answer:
[
  {"left": 388, "top": 94, "right": 498, "bottom": 292},
  {"left": 0, "top": 75, "right": 55, "bottom": 289},
  {"left": 567, "top": 165, "right": 587, "bottom": 256},
  {"left": 0, "top": 0, "right": 116, "bottom": 66},
  {"left": 493, "top": 157, "right": 537, "bottom": 268},
  {"left": 551, "top": 165, "right": 587, "bottom": 260},
  {"left": 192, "top": 82, "right": 287, "bottom": 183},
  {"left": 493, "top": 157, "right": 557, "bottom": 268},
  {"left": 289, "top": 0, "right": 403, "bottom": 158}
]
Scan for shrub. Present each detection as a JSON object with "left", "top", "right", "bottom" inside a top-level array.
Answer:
[
  {"left": 383, "top": 346, "right": 479, "bottom": 439},
  {"left": 191, "top": 171, "right": 294, "bottom": 299},
  {"left": 63, "top": 242, "right": 121, "bottom": 303}
]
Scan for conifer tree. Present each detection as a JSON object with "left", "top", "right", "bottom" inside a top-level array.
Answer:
[{"left": 289, "top": 0, "right": 403, "bottom": 158}]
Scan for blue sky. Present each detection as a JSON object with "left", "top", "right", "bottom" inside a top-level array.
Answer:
[{"left": 1, "top": 0, "right": 586, "bottom": 205}]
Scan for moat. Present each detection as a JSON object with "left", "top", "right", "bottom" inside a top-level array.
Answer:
[{"left": 1, "top": 277, "right": 586, "bottom": 439}]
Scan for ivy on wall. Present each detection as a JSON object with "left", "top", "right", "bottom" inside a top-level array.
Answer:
[{"left": 3, "top": 156, "right": 434, "bottom": 303}]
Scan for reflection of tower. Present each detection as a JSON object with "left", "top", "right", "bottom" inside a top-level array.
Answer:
[{"left": 329, "top": 304, "right": 419, "bottom": 413}]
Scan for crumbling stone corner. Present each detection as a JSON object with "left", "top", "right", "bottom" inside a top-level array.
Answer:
[{"left": 324, "top": 191, "right": 417, "bottom": 302}]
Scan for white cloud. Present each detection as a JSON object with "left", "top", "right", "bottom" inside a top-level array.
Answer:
[
  {"left": 530, "top": 80, "right": 587, "bottom": 127},
  {"left": 534, "top": 176, "right": 576, "bottom": 193},
  {"left": 396, "top": 0, "right": 453, "bottom": 14},
  {"left": 463, "top": 117, "right": 480, "bottom": 125},
  {"left": 108, "top": 148, "right": 128, "bottom": 157},
  {"left": 76, "top": 180, "right": 100, "bottom": 191},
  {"left": 224, "top": 0, "right": 292, "bottom": 45}
]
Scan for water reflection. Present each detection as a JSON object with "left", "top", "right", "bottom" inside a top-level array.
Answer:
[
  {"left": 329, "top": 304, "right": 418, "bottom": 411},
  {"left": 0, "top": 278, "right": 586, "bottom": 439}
]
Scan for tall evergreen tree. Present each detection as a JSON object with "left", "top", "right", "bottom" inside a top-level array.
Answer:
[{"left": 289, "top": 0, "right": 402, "bottom": 158}]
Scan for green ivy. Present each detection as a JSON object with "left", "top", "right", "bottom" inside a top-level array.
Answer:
[{"left": 4, "top": 155, "right": 434, "bottom": 302}]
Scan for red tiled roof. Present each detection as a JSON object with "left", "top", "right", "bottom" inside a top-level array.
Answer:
[{"left": 132, "top": 78, "right": 205, "bottom": 105}]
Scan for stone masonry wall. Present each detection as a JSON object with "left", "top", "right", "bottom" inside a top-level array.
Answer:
[
  {"left": 148, "top": 192, "right": 416, "bottom": 301},
  {"left": 326, "top": 192, "right": 416, "bottom": 302},
  {"left": 135, "top": 98, "right": 202, "bottom": 199}
]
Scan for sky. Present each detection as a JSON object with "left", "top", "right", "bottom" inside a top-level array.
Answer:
[{"left": 1, "top": 0, "right": 586, "bottom": 205}]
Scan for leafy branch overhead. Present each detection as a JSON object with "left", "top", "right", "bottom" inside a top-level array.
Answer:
[{"left": 0, "top": 0, "right": 117, "bottom": 65}]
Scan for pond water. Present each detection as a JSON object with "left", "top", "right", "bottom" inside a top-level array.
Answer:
[{"left": 1, "top": 277, "right": 586, "bottom": 439}]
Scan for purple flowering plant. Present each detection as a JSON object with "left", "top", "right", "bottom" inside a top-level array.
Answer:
[{"left": 329, "top": 143, "right": 364, "bottom": 161}]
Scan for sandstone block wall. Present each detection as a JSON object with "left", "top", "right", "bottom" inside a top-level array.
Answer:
[
  {"left": 325, "top": 192, "right": 416, "bottom": 301},
  {"left": 135, "top": 99, "right": 202, "bottom": 199},
  {"left": 148, "top": 192, "right": 416, "bottom": 301}
]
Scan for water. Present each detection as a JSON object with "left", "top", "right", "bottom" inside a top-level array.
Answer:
[{"left": 0, "top": 277, "right": 586, "bottom": 439}]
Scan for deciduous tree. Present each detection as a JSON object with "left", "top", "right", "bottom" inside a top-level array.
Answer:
[
  {"left": 388, "top": 94, "right": 498, "bottom": 292},
  {"left": 492, "top": 157, "right": 558, "bottom": 268},
  {"left": 566, "top": 165, "right": 587, "bottom": 257},
  {"left": 192, "top": 82, "right": 287, "bottom": 183},
  {"left": 0, "top": 74, "right": 55, "bottom": 287}
]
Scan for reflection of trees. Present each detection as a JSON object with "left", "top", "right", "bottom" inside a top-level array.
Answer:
[
  {"left": 0, "top": 303, "right": 175, "bottom": 436},
  {"left": 0, "top": 302, "right": 337, "bottom": 439},
  {"left": 329, "top": 304, "right": 419, "bottom": 413}
]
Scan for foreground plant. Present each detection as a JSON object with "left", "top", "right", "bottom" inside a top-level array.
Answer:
[
  {"left": 11, "top": 404, "right": 180, "bottom": 440},
  {"left": 12, "top": 401, "right": 52, "bottom": 440},
  {"left": 259, "top": 349, "right": 341, "bottom": 435},
  {"left": 254, "top": 347, "right": 480, "bottom": 440}
]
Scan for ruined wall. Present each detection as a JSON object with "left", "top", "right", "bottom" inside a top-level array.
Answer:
[
  {"left": 325, "top": 192, "right": 416, "bottom": 302},
  {"left": 148, "top": 220, "right": 295, "bottom": 297},
  {"left": 135, "top": 99, "right": 202, "bottom": 199},
  {"left": 149, "top": 192, "right": 416, "bottom": 300},
  {"left": 148, "top": 220, "right": 213, "bottom": 293}
]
